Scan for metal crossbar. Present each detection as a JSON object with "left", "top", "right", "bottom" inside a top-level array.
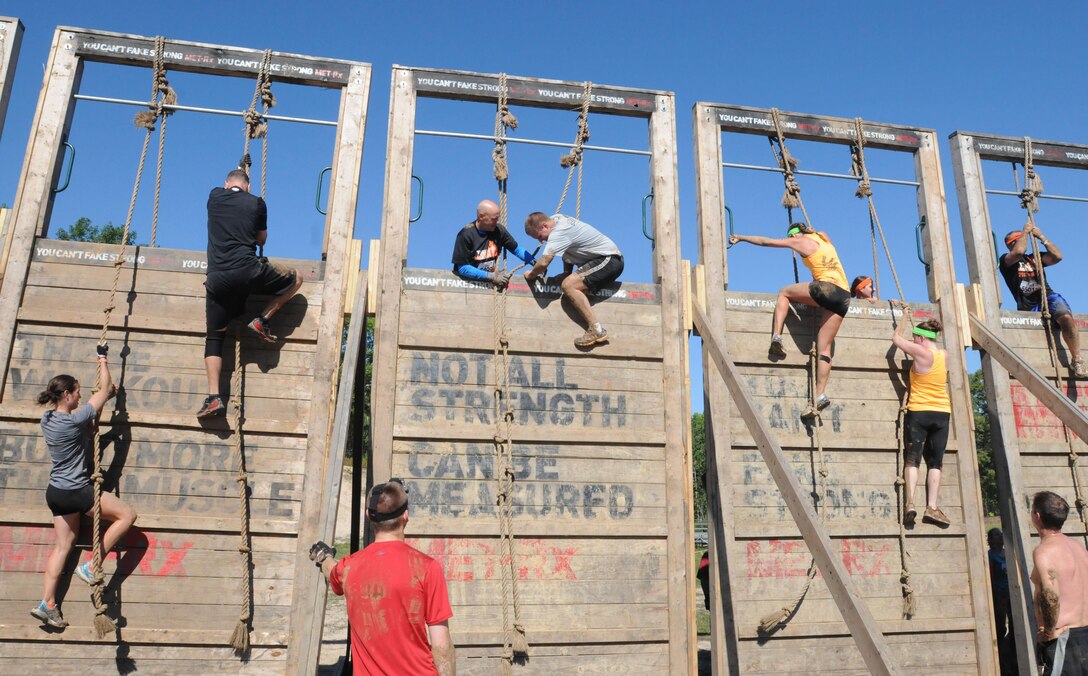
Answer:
[
  {"left": 416, "top": 129, "right": 650, "bottom": 156},
  {"left": 722, "top": 161, "right": 919, "bottom": 187},
  {"left": 73, "top": 94, "right": 337, "bottom": 127},
  {"left": 985, "top": 188, "right": 1088, "bottom": 204}
]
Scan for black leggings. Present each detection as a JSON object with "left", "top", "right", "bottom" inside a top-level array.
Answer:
[{"left": 904, "top": 410, "right": 950, "bottom": 470}]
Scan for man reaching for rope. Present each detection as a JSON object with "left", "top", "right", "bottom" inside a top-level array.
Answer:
[
  {"left": 451, "top": 200, "right": 536, "bottom": 288},
  {"left": 1000, "top": 224, "right": 1086, "bottom": 378},
  {"left": 730, "top": 223, "right": 872, "bottom": 414},
  {"left": 523, "top": 212, "right": 624, "bottom": 348},
  {"left": 310, "top": 479, "right": 455, "bottom": 676},
  {"left": 198, "top": 167, "right": 303, "bottom": 418},
  {"left": 1030, "top": 490, "right": 1088, "bottom": 675}
]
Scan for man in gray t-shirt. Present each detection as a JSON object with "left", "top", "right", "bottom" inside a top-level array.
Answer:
[{"left": 523, "top": 212, "right": 624, "bottom": 348}]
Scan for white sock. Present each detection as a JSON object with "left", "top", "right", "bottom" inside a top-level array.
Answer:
[
  {"left": 771, "top": 334, "right": 782, "bottom": 342},
  {"left": 593, "top": 323, "right": 603, "bottom": 333}
]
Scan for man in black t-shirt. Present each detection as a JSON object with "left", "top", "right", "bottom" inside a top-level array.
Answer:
[
  {"left": 1000, "top": 223, "right": 1085, "bottom": 377},
  {"left": 198, "top": 168, "right": 303, "bottom": 418},
  {"left": 451, "top": 200, "right": 536, "bottom": 288}
]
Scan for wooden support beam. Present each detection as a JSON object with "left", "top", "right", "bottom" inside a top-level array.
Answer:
[
  {"left": 692, "top": 299, "right": 898, "bottom": 676},
  {"left": 0, "top": 17, "right": 24, "bottom": 143},
  {"left": 970, "top": 314, "right": 1088, "bottom": 440},
  {"left": 950, "top": 130, "right": 1044, "bottom": 675},
  {"left": 288, "top": 63, "right": 371, "bottom": 676}
]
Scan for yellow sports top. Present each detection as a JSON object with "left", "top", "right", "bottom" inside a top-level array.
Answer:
[
  {"left": 800, "top": 233, "right": 849, "bottom": 291},
  {"left": 908, "top": 348, "right": 952, "bottom": 413}
]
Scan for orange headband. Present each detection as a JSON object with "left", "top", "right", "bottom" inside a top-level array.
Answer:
[
  {"left": 1005, "top": 231, "right": 1024, "bottom": 246},
  {"left": 855, "top": 277, "right": 872, "bottom": 291}
]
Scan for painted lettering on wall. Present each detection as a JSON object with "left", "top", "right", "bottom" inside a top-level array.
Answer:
[
  {"left": 0, "top": 526, "right": 191, "bottom": 577},
  {"left": 1011, "top": 382, "right": 1088, "bottom": 441},
  {"left": 408, "top": 537, "right": 578, "bottom": 582},
  {"left": 740, "top": 453, "right": 894, "bottom": 520},
  {"left": 746, "top": 538, "right": 892, "bottom": 579},
  {"left": 405, "top": 352, "right": 626, "bottom": 428},
  {"left": 404, "top": 441, "right": 634, "bottom": 521}
]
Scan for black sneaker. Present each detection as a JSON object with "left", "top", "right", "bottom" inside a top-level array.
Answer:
[
  {"left": 248, "top": 316, "right": 277, "bottom": 343},
  {"left": 768, "top": 337, "right": 787, "bottom": 358},
  {"left": 197, "top": 395, "right": 226, "bottom": 418}
]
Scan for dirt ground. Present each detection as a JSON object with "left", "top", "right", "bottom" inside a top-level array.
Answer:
[{"left": 314, "top": 465, "right": 713, "bottom": 674}]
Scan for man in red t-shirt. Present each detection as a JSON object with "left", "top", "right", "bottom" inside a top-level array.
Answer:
[{"left": 311, "top": 479, "right": 455, "bottom": 675}]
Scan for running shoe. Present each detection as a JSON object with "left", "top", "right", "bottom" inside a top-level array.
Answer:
[
  {"left": 768, "top": 336, "right": 787, "bottom": 358},
  {"left": 923, "top": 506, "right": 951, "bottom": 528},
  {"left": 196, "top": 395, "right": 226, "bottom": 418},
  {"left": 74, "top": 561, "right": 94, "bottom": 585},
  {"left": 30, "top": 601, "right": 68, "bottom": 628},
  {"left": 904, "top": 503, "right": 917, "bottom": 526},
  {"left": 247, "top": 316, "right": 277, "bottom": 343},
  {"left": 575, "top": 327, "right": 608, "bottom": 348}
]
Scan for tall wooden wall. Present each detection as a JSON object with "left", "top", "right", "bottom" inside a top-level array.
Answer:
[
  {"left": 370, "top": 67, "right": 693, "bottom": 673},
  {"left": 950, "top": 130, "right": 1088, "bottom": 674},
  {"left": 693, "top": 105, "right": 994, "bottom": 674},
  {"left": 0, "top": 29, "right": 370, "bottom": 675}
]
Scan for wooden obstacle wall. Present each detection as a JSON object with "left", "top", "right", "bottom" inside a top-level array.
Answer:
[
  {"left": 0, "top": 29, "right": 370, "bottom": 675},
  {"left": 951, "top": 130, "right": 1088, "bottom": 674},
  {"left": 0, "top": 16, "right": 22, "bottom": 142},
  {"left": 370, "top": 67, "right": 693, "bottom": 673},
  {"left": 693, "top": 105, "right": 994, "bottom": 674}
]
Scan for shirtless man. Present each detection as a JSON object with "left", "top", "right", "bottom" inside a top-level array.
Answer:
[{"left": 1031, "top": 490, "right": 1088, "bottom": 675}]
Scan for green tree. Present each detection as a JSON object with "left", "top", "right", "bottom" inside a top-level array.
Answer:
[
  {"left": 55, "top": 217, "right": 136, "bottom": 245},
  {"left": 971, "top": 369, "right": 999, "bottom": 515},
  {"left": 692, "top": 412, "right": 706, "bottom": 522}
]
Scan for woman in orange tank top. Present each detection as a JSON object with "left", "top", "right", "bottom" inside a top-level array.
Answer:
[
  {"left": 730, "top": 222, "right": 875, "bottom": 414},
  {"left": 891, "top": 315, "right": 952, "bottom": 528}
]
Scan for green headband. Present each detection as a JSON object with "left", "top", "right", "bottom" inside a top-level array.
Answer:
[
  {"left": 912, "top": 326, "right": 938, "bottom": 339},
  {"left": 787, "top": 226, "right": 803, "bottom": 236}
]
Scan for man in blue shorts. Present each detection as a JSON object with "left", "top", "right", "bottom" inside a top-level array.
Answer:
[
  {"left": 1000, "top": 224, "right": 1085, "bottom": 377},
  {"left": 198, "top": 167, "right": 303, "bottom": 418}
]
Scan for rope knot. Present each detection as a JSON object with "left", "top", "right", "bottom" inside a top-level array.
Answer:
[
  {"left": 91, "top": 471, "right": 104, "bottom": 484},
  {"left": 243, "top": 109, "right": 268, "bottom": 140}
]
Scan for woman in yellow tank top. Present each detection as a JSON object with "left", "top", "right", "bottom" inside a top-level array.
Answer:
[
  {"left": 891, "top": 316, "right": 952, "bottom": 528},
  {"left": 730, "top": 222, "right": 875, "bottom": 414}
]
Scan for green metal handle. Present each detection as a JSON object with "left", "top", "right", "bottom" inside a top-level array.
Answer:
[
  {"left": 914, "top": 215, "right": 930, "bottom": 273},
  {"left": 724, "top": 204, "right": 735, "bottom": 249},
  {"left": 410, "top": 175, "right": 424, "bottom": 223},
  {"left": 53, "top": 142, "right": 75, "bottom": 194},
  {"left": 315, "top": 166, "right": 331, "bottom": 215},
  {"left": 642, "top": 191, "right": 654, "bottom": 242}
]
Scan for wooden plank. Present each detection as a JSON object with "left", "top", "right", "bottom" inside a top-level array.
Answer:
[
  {"left": 707, "top": 103, "right": 925, "bottom": 150},
  {"left": 0, "top": 28, "right": 80, "bottom": 401},
  {"left": 0, "top": 18, "right": 23, "bottom": 142},
  {"left": 288, "top": 62, "right": 370, "bottom": 676},
  {"left": 950, "top": 137, "right": 1037, "bottom": 676},
  {"left": 693, "top": 299, "right": 897, "bottom": 676},
  {"left": 957, "top": 131, "right": 1088, "bottom": 170},
  {"left": 71, "top": 28, "right": 360, "bottom": 86}
]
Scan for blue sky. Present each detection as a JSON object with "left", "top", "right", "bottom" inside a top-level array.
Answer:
[{"left": 1, "top": 1, "right": 1087, "bottom": 413}]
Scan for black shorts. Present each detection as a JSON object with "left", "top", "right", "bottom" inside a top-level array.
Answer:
[
  {"left": 578, "top": 255, "right": 623, "bottom": 291},
  {"left": 904, "top": 410, "right": 951, "bottom": 470},
  {"left": 1040, "top": 625, "right": 1088, "bottom": 675},
  {"left": 809, "top": 281, "right": 852, "bottom": 318},
  {"left": 45, "top": 483, "right": 93, "bottom": 517},
  {"left": 206, "top": 260, "right": 297, "bottom": 331}
]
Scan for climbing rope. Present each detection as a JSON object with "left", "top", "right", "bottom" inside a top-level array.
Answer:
[
  {"left": 129, "top": 36, "right": 177, "bottom": 248},
  {"left": 224, "top": 54, "right": 273, "bottom": 653},
  {"left": 242, "top": 50, "right": 275, "bottom": 199},
  {"left": 1013, "top": 141, "right": 1088, "bottom": 541},
  {"left": 767, "top": 110, "right": 808, "bottom": 284},
  {"left": 84, "top": 36, "right": 173, "bottom": 639},
  {"left": 490, "top": 74, "right": 528, "bottom": 672},
  {"left": 555, "top": 81, "right": 592, "bottom": 218},
  {"left": 759, "top": 334, "right": 830, "bottom": 632},
  {"left": 229, "top": 325, "right": 253, "bottom": 652},
  {"left": 849, "top": 117, "right": 916, "bottom": 615}
]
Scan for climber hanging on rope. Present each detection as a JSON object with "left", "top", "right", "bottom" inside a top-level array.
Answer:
[
  {"left": 31, "top": 347, "right": 138, "bottom": 629},
  {"left": 452, "top": 199, "right": 537, "bottom": 288},
  {"left": 198, "top": 163, "right": 303, "bottom": 418},
  {"left": 523, "top": 211, "right": 624, "bottom": 348},
  {"left": 889, "top": 311, "right": 952, "bottom": 528},
  {"left": 999, "top": 224, "right": 1086, "bottom": 378},
  {"left": 729, "top": 222, "right": 873, "bottom": 413}
]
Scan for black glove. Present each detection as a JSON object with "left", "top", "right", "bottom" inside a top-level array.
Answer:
[
  {"left": 309, "top": 541, "right": 336, "bottom": 567},
  {"left": 489, "top": 271, "right": 512, "bottom": 289},
  {"left": 96, "top": 343, "right": 109, "bottom": 360}
]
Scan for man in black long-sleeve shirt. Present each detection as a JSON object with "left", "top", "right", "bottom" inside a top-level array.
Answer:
[{"left": 198, "top": 168, "right": 303, "bottom": 418}]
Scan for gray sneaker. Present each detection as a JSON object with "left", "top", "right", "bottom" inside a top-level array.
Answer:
[
  {"left": 31, "top": 601, "right": 68, "bottom": 628},
  {"left": 575, "top": 327, "right": 608, "bottom": 348},
  {"left": 1073, "top": 359, "right": 1087, "bottom": 379}
]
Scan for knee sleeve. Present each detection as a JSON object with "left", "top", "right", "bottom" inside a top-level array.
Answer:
[
  {"left": 205, "top": 330, "right": 226, "bottom": 358},
  {"left": 819, "top": 354, "right": 832, "bottom": 364}
]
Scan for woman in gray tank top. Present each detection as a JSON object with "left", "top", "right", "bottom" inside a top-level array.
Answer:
[{"left": 30, "top": 347, "right": 137, "bottom": 629}]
